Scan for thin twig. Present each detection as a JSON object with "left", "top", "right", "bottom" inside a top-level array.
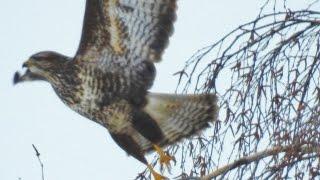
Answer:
[{"left": 32, "top": 144, "right": 45, "bottom": 180}]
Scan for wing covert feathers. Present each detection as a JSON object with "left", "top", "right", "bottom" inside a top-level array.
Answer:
[
  {"left": 142, "top": 93, "right": 219, "bottom": 152},
  {"left": 75, "top": 0, "right": 177, "bottom": 65}
]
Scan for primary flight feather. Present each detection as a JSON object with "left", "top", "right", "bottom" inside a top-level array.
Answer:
[{"left": 14, "top": 0, "right": 218, "bottom": 179}]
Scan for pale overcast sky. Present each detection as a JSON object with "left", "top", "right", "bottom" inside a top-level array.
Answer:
[{"left": 0, "top": 1, "right": 310, "bottom": 180}]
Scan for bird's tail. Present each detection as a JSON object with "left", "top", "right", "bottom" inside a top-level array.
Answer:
[{"left": 143, "top": 93, "right": 218, "bottom": 150}]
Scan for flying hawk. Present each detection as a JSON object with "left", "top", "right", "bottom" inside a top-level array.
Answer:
[{"left": 14, "top": 0, "right": 218, "bottom": 179}]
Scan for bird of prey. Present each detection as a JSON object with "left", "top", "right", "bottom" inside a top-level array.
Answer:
[{"left": 14, "top": 0, "right": 218, "bottom": 179}]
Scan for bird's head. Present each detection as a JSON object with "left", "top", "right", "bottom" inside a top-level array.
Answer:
[{"left": 14, "top": 51, "right": 70, "bottom": 85}]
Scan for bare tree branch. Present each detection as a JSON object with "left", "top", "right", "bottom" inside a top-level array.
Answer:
[
  {"left": 162, "top": 1, "right": 320, "bottom": 179},
  {"left": 200, "top": 144, "right": 320, "bottom": 180}
]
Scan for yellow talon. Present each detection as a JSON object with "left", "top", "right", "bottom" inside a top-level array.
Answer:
[
  {"left": 153, "top": 145, "right": 173, "bottom": 167},
  {"left": 147, "top": 164, "right": 166, "bottom": 180}
]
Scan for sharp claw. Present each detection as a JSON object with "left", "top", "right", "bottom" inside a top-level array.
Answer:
[
  {"left": 160, "top": 153, "right": 173, "bottom": 166},
  {"left": 147, "top": 164, "right": 167, "bottom": 180},
  {"left": 153, "top": 145, "right": 174, "bottom": 168}
]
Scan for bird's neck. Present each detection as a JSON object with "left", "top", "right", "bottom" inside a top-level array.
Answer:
[{"left": 50, "top": 62, "right": 82, "bottom": 106}]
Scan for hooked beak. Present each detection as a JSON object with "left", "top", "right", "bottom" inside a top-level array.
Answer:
[
  {"left": 13, "top": 61, "right": 43, "bottom": 85},
  {"left": 13, "top": 69, "right": 32, "bottom": 85}
]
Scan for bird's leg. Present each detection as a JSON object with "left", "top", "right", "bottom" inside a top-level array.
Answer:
[
  {"left": 153, "top": 145, "right": 173, "bottom": 167},
  {"left": 147, "top": 164, "right": 166, "bottom": 180}
]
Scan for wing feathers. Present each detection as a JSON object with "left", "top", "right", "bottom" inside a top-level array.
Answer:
[
  {"left": 109, "top": 15, "right": 127, "bottom": 55},
  {"left": 121, "top": 0, "right": 177, "bottom": 62},
  {"left": 76, "top": 0, "right": 109, "bottom": 59},
  {"left": 75, "top": 0, "right": 177, "bottom": 65}
]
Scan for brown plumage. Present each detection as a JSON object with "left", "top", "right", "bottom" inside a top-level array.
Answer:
[{"left": 14, "top": 0, "right": 218, "bottom": 179}]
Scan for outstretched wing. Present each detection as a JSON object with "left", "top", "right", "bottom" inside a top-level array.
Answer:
[{"left": 75, "top": 0, "right": 177, "bottom": 66}]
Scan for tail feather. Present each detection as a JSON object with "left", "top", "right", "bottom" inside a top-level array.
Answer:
[{"left": 143, "top": 93, "right": 218, "bottom": 152}]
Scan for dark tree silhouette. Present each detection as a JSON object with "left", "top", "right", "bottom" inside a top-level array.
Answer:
[{"left": 137, "top": 1, "right": 320, "bottom": 179}]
